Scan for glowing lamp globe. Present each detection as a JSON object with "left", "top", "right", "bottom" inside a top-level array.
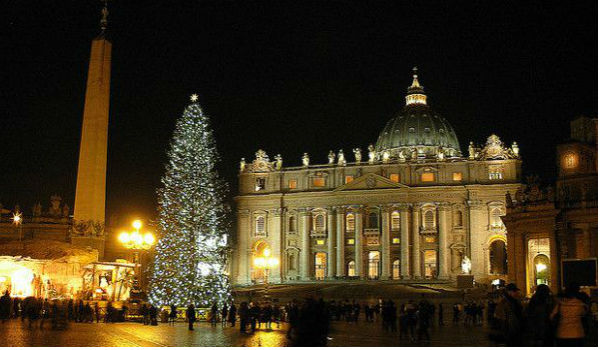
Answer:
[
  {"left": 119, "top": 232, "right": 130, "bottom": 244},
  {"left": 144, "top": 233, "right": 155, "bottom": 245},
  {"left": 132, "top": 220, "right": 143, "bottom": 231}
]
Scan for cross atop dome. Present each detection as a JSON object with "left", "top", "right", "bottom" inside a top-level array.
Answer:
[{"left": 405, "top": 66, "right": 427, "bottom": 106}]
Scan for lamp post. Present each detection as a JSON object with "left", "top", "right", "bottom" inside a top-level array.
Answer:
[
  {"left": 12, "top": 212, "right": 23, "bottom": 242},
  {"left": 253, "top": 248, "right": 279, "bottom": 301},
  {"left": 118, "top": 220, "right": 155, "bottom": 294}
]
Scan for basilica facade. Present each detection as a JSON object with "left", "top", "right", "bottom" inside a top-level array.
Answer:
[{"left": 233, "top": 70, "right": 522, "bottom": 285}]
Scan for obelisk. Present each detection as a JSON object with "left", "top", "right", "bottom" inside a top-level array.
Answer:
[{"left": 72, "top": 3, "right": 111, "bottom": 258}]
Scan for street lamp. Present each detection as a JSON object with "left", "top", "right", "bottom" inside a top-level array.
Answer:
[
  {"left": 253, "top": 248, "right": 279, "bottom": 300},
  {"left": 12, "top": 212, "right": 23, "bottom": 242},
  {"left": 118, "top": 220, "right": 155, "bottom": 294}
]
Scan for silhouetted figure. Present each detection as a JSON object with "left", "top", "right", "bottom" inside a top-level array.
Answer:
[
  {"left": 94, "top": 303, "right": 100, "bottom": 323},
  {"left": 186, "top": 304, "right": 196, "bottom": 330},
  {"left": 551, "top": 284, "right": 588, "bottom": 347},
  {"left": 228, "top": 303, "right": 237, "bottom": 327},
  {"left": 221, "top": 304, "right": 228, "bottom": 327},
  {"left": 140, "top": 303, "right": 149, "bottom": 325},
  {"left": 239, "top": 302, "right": 249, "bottom": 333},
  {"left": 210, "top": 303, "right": 218, "bottom": 327},
  {"left": 169, "top": 304, "right": 177, "bottom": 325},
  {"left": 0, "top": 291, "right": 11, "bottom": 322},
  {"left": 417, "top": 300, "right": 431, "bottom": 341},
  {"left": 438, "top": 303, "right": 444, "bottom": 326},
  {"left": 525, "top": 284, "right": 554, "bottom": 346},
  {"left": 493, "top": 283, "right": 524, "bottom": 346}
]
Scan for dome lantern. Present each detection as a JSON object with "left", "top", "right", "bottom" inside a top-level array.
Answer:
[{"left": 374, "top": 68, "right": 462, "bottom": 160}]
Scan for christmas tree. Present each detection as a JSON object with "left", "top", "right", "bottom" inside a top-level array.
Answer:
[{"left": 149, "top": 94, "right": 231, "bottom": 307}]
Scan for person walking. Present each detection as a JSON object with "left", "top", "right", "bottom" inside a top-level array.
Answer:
[
  {"left": 94, "top": 303, "right": 100, "bottom": 323},
  {"left": 405, "top": 301, "right": 417, "bottom": 342},
  {"left": 417, "top": 300, "right": 431, "bottom": 341},
  {"left": 550, "top": 284, "right": 588, "bottom": 347},
  {"left": 169, "top": 304, "right": 177, "bottom": 325},
  {"left": 210, "top": 303, "right": 218, "bottom": 327},
  {"left": 493, "top": 283, "right": 524, "bottom": 346},
  {"left": 525, "top": 284, "right": 554, "bottom": 346},
  {"left": 228, "top": 303, "right": 237, "bottom": 327},
  {"left": 186, "top": 304, "right": 196, "bottom": 331},
  {"left": 221, "top": 303, "right": 228, "bottom": 327},
  {"left": 239, "top": 302, "right": 249, "bottom": 333},
  {"left": 140, "top": 303, "right": 149, "bottom": 325}
]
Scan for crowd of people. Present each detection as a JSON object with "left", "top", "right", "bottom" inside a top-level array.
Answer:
[{"left": 0, "top": 283, "right": 595, "bottom": 346}]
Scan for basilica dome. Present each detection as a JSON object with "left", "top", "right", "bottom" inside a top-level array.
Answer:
[{"left": 375, "top": 68, "right": 462, "bottom": 159}]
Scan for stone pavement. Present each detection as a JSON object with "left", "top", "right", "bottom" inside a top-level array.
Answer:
[{"left": 0, "top": 318, "right": 502, "bottom": 347}]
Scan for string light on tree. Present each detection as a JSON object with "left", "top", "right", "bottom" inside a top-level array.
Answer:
[{"left": 149, "top": 94, "right": 231, "bottom": 307}]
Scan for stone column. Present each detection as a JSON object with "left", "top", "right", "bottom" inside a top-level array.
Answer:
[
  {"left": 400, "top": 204, "right": 411, "bottom": 279},
  {"left": 268, "top": 208, "right": 283, "bottom": 283},
  {"left": 438, "top": 204, "right": 450, "bottom": 279},
  {"left": 467, "top": 200, "right": 487, "bottom": 280},
  {"left": 236, "top": 209, "right": 251, "bottom": 284},
  {"left": 327, "top": 207, "right": 336, "bottom": 278},
  {"left": 412, "top": 204, "right": 422, "bottom": 278},
  {"left": 354, "top": 208, "right": 364, "bottom": 279},
  {"left": 381, "top": 206, "right": 391, "bottom": 280},
  {"left": 299, "top": 209, "right": 311, "bottom": 280},
  {"left": 336, "top": 208, "right": 345, "bottom": 277}
]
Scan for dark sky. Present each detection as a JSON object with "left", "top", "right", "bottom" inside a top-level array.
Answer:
[{"left": 2, "top": 0, "right": 597, "bottom": 222}]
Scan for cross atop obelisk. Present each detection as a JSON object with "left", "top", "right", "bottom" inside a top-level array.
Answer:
[{"left": 72, "top": 1, "right": 112, "bottom": 258}]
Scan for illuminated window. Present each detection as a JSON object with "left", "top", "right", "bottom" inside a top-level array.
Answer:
[
  {"left": 391, "top": 211, "right": 400, "bottom": 231},
  {"left": 314, "top": 214, "right": 325, "bottom": 232},
  {"left": 392, "top": 260, "right": 400, "bottom": 280},
  {"left": 346, "top": 213, "right": 355, "bottom": 232},
  {"left": 288, "top": 179, "right": 297, "bottom": 189},
  {"left": 255, "top": 178, "right": 266, "bottom": 191},
  {"left": 312, "top": 177, "right": 325, "bottom": 187},
  {"left": 315, "top": 252, "right": 327, "bottom": 280},
  {"left": 452, "top": 172, "right": 463, "bottom": 181},
  {"left": 392, "top": 237, "right": 400, "bottom": 244},
  {"left": 421, "top": 172, "right": 435, "bottom": 182},
  {"left": 563, "top": 152, "right": 578, "bottom": 169},
  {"left": 425, "top": 236, "right": 436, "bottom": 243},
  {"left": 348, "top": 261, "right": 356, "bottom": 277},
  {"left": 255, "top": 216, "right": 266, "bottom": 234},
  {"left": 389, "top": 173, "right": 400, "bottom": 183},
  {"left": 423, "top": 210, "right": 435, "bottom": 229},
  {"left": 345, "top": 175, "right": 354, "bottom": 184},
  {"left": 489, "top": 166, "right": 504, "bottom": 180},
  {"left": 316, "top": 239, "right": 325, "bottom": 245},
  {"left": 347, "top": 238, "right": 355, "bottom": 245}
]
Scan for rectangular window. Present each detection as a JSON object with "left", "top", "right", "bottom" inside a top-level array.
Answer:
[
  {"left": 345, "top": 175, "right": 354, "bottom": 184},
  {"left": 288, "top": 179, "right": 297, "bottom": 189},
  {"left": 424, "top": 236, "right": 436, "bottom": 243},
  {"left": 452, "top": 172, "right": 463, "bottom": 181},
  {"left": 255, "top": 178, "right": 266, "bottom": 191},
  {"left": 392, "top": 237, "right": 400, "bottom": 244},
  {"left": 489, "top": 172, "right": 503, "bottom": 180},
  {"left": 316, "top": 239, "right": 325, "bottom": 245},
  {"left": 347, "top": 238, "right": 355, "bottom": 245},
  {"left": 312, "top": 177, "right": 325, "bottom": 187},
  {"left": 421, "top": 172, "right": 435, "bottom": 182},
  {"left": 389, "top": 173, "right": 400, "bottom": 183}
]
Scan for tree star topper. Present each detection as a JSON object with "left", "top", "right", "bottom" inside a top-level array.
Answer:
[{"left": 190, "top": 94, "right": 199, "bottom": 102}]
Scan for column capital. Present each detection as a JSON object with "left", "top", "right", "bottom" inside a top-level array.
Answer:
[
  {"left": 268, "top": 208, "right": 285, "bottom": 216},
  {"left": 237, "top": 209, "right": 251, "bottom": 217},
  {"left": 467, "top": 200, "right": 485, "bottom": 210},
  {"left": 436, "top": 202, "right": 452, "bottom": 210}
]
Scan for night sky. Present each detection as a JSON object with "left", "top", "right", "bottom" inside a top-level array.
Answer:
[{"left": 2, "top": 1, "right": 597, "bottom": 223}]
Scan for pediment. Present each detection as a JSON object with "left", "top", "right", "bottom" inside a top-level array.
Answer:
[{"left": 333, "top": 173, "right": 408, "bottom": 192}]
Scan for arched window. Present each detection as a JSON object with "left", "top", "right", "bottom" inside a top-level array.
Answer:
[
  {"left": 490, "top": 208, "right": 504, "bottom": 228},
  {"left": 347, "top": 261, "right": 356, "bottom": 277},
  {"left": 368, "top": 212, "right": 379, "bottom": 229},
  {"left": 392, "top": 260, "right": 401, "bottom": 280},
  {"left": 453, "top": 210, "right": 463, "bottom": 227},
  {"left": 255, "top": 216, "right": 266, "bottom": 234},
  {"left": 346, "top": 213, "right": 355, "bottom": 232},
  {"left": 423, "top": 210, "right": 435, "bottom": 229},
  {"left": 489, "top": 240, "right": 508, "bottom": 274},
  {"left": 288, "top": 216, "right": 296, "bottom": 232},
  {"left": 391, "top": 211, "right": 400, "bottom": 231},
  {"left": 314, "top": 214, "right": 325, "bottom": 232}
]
